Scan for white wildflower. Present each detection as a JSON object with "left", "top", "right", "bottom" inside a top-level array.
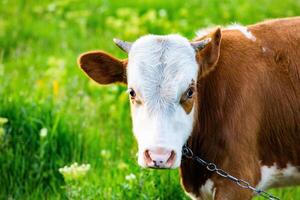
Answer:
[
  {"left": 39, "top": 128, "right": 48, "bottom": 138},
  {"left": 118, "top": 162, "right": 129, "bottom": 170},
  {"left": 59, "top": 162, "right": 90, "bottom": 180},
  {"left": 125, "top": 173, "right": 136, "bottom": 181},
  {"left": 0, "top": 117, "right": 8, "bottom": 125},
  {"left": 47, "top": 3, "right": 56, "bottom": 12},
  {"left": 100, "top": 149, "right": 111, "bottom": 158},
  {"left": 158, "top": 9, "right": 167, "bottom": 17}
]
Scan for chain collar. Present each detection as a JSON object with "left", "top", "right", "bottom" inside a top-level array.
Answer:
[{"left": 181, "top": 144, "right": 280, "bottom": 200}]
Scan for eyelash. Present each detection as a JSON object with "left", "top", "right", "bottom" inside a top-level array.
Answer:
[
  {"left": 128, "top": 88, "right": 136, "bottom": 99},
  {"left": 186, "top": 88, "right": 194, "bottom": 98}
]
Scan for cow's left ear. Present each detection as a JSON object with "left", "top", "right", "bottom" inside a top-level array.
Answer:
[
  {"left": 192, "top": 28, "right": 222, "bottom": 78},
  {"left": 78, "top": 51, "right": 127, "bottom": 85}
]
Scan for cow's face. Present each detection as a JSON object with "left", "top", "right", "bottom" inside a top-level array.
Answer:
[
  {"left": 78, "top": 29, "right": 221, "bottom": 169},
  {"left": 126, "top": 35, "right": 199, "bottom": 168}
]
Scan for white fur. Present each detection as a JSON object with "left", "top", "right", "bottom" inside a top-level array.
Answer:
[
  {"left": 195, "top": 27, "right": 215, "bottom": 38},
  {"left": 195, "top": 24, "right": 256, "bottom": 42},
  {"left": 226, "top": 24, "right": 256, "bottom": 41},
  {"left": 186, "top": 179, "right": 216, "bottom": 200},
  {"left": 256, "top": 163, "right": 300, "bottom": 191},
  {"left": 127, "top": 34, "right": 198, "bottom": 168},
  {"left": 199, "top": 179, "right": 216, "bottom": 200}
]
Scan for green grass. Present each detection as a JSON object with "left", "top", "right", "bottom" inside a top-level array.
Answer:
[{"left": 0, "top": 0, "right": 300, "bottom": 199}]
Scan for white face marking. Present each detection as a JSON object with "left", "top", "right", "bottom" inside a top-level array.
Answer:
[
  {"left": 226, "top": 24, "right": 256, "bottom": 41},
  {"left": 256, "top": 163, "right": 300, "bottom": 191},
  {"left": 127, "top": 34, "right": 199, "bottom": 168}
]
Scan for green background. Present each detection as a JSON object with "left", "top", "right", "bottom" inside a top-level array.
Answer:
[{"left": 0, "top": 0, "right": 299, "bottom": 199}]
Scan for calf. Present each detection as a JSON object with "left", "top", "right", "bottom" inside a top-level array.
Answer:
[{"left": 78, "top": 17, "right": 300, "bottom": 199}]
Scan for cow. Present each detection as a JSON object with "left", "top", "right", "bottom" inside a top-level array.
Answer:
[{"left": 78, "top": 17, "right": 300, "bottom": 199}]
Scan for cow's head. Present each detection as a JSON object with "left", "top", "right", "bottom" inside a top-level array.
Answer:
[{"left": 78, "top": 29, "right": 221, "bottom": 169}]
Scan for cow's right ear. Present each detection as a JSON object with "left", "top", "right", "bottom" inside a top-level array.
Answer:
[
  {"left": 78, "top": 51, "right": 127, "bottom": 84},
  {"left": 193, "top": 28, "right": 222, "bottom": 78}
]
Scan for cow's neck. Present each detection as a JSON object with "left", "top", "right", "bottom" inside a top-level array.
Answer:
[{"left": 180, "top": 70, "right": 228, "bottom": 195}]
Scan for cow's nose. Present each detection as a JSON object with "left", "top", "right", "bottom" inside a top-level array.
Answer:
[{"left": 144, "top": 148, "right": 176, "bottom": 168}]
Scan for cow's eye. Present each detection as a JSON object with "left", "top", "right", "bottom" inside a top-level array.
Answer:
[
  {"left": 128, "top": 88, "right": 136, "bottom": 98},
  {"left": 187, "top": 88, "right": 194, "bottom": 98}
]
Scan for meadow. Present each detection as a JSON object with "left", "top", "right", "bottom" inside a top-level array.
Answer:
[{"left": 0, "top": 0, "right": 300, "bottom": 199}]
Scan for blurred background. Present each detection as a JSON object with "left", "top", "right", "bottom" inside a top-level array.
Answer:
[{"left": 0, "top": 0, "right": 300, "bottom": 199}]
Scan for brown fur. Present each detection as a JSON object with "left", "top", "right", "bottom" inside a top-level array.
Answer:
[
  {"left": 78, "top": 51, "right": 127, "bottom": 84},
  {"left": 180, "top": 93, "right": 195, "bottom": 114},
  {"left": 197, "top": 28, "right": 222, "bottom": 80},
  {"left": 180, "top": 82, "right": 196, "bottom": 114},
  {"left": 181, "top": 17, "right": 300, "bottom": 199}
]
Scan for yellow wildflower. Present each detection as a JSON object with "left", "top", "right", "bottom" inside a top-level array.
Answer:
[{"left": 53, "top": 80, "right": 59, "bottom": 97}]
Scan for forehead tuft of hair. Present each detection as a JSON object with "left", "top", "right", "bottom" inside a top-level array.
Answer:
[
  {"left": 127, "top": 34, "right": 198, "bottom": 115},
  {"left": 130, "top": 34, "right": 194, "bottom": 56}
]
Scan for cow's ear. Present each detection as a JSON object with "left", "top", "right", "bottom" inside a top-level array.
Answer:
[
  {"left": 78, "top": 51, "right": 127, "bottom": 84},
  {"left": 194, "top": 28, "right": 222, "bottom": 78}
]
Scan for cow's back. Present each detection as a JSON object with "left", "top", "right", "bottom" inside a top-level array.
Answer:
[{"left": 217, "top": 17, "right": 300, "bottom": 168}]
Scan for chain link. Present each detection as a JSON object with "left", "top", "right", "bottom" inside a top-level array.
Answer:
[{"left": 182, "top": 144, "right": 280, "bottom": 200}]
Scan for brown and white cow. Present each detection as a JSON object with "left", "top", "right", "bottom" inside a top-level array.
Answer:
[{"left": 78, "top": 17, "right": 300, "bottom": 199}]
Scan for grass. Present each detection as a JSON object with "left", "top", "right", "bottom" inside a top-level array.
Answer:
[{"left": 0, "top": 0, "right": 300, "bottom": 199}]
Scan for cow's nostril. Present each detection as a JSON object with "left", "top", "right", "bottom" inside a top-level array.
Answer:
[
  {"left": 144, "top": 149, "right": 152, "bottom": 164},
  {"left": 144, "top": 148, "right": 176, "bottom": 168},
  {"left": 153, "top": 160, "right": 159, "bottom": 167},
  {"left": 166, "top": 151, "right": 176, "bottom": 166}
]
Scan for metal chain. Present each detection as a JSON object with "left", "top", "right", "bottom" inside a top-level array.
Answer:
[{"left": 181, "top": 144, "right": 280, "bottom": 200}]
